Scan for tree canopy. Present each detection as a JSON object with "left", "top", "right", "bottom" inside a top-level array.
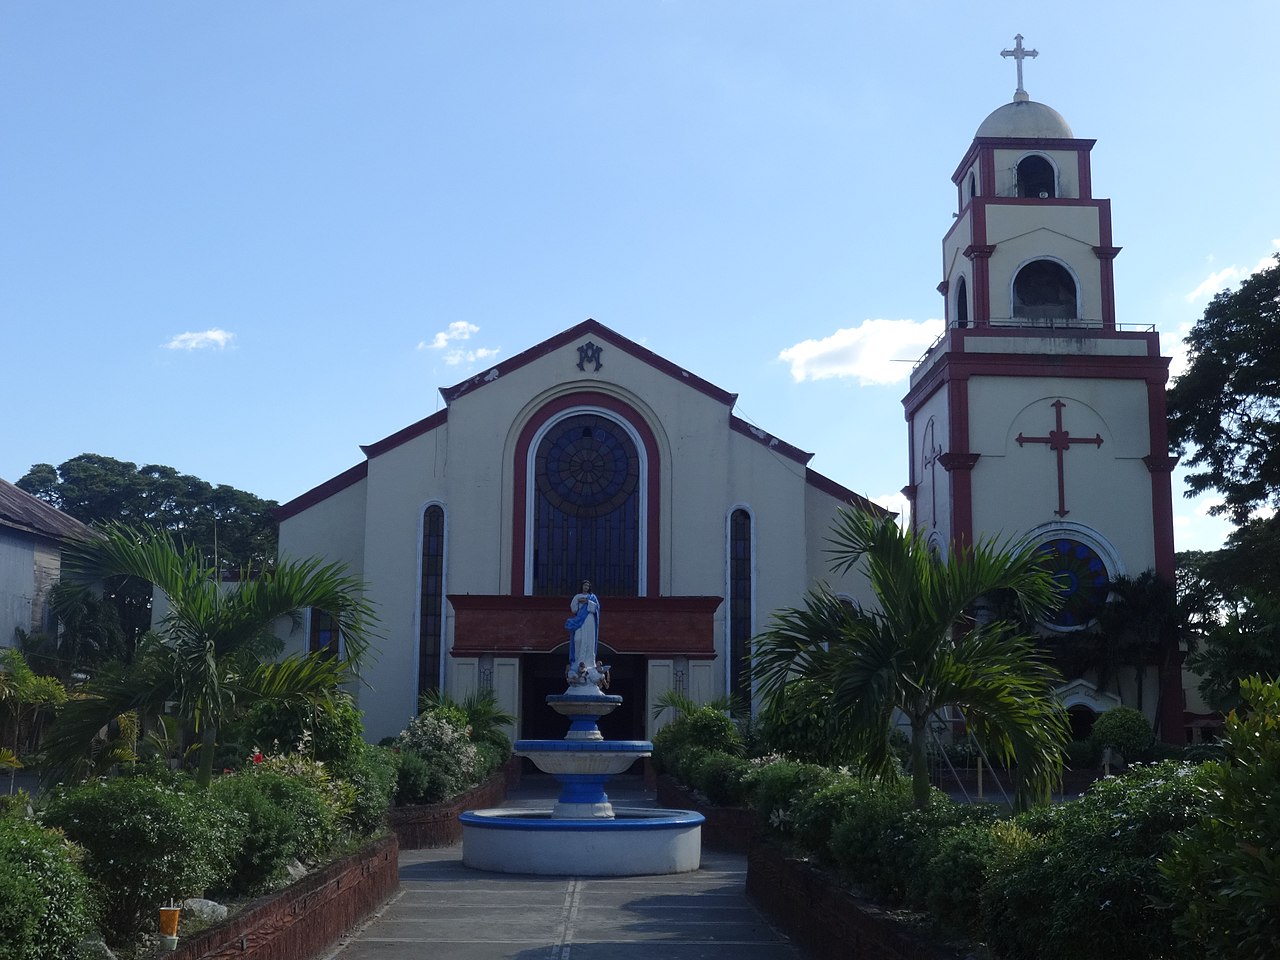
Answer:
[
  {"left": 17, "top": 453, "right": 278, "bottom": 571},
  {"left": 1168, "top": 255, "right": 1280, "bottom": 525}
]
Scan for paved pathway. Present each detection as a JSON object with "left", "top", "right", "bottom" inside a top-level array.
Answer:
[{"left": 323, "top": 776, "right": 803, "bottom": 960}]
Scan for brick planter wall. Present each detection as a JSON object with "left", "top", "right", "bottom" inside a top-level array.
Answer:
[
  {"left": 169, "top": 835, "right": 398, "bottom": 960},
  {"left": 655, "top": 775, "right": 760, "bottom": 853},
  {"left": 390, "top": 761, "right": 516, "bottom": 850},
  {"left": 747, "top": 842, "right": 965, "bottom": 960}
]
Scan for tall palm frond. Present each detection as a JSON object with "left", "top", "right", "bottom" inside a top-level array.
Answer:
[{"left": 758, "top": 508, "right": 1069, "bottom": 808}]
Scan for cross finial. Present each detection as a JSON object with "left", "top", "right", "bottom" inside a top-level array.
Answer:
[{"left": 1001, "top": 34, "right": 1038, "bottom": 102}]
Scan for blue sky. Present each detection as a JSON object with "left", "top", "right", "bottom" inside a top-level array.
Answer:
[{"left": 3, "top": 2, "right": 1277, "bottom": 553}]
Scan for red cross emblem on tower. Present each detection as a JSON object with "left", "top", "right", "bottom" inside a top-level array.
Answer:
[{"left": 1015, "top": 399, "right": 1103, "bottom": 517}]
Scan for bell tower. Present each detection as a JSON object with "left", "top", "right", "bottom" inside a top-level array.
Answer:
[{"left": 901, "top": 37, "right": 1182, "bottom": 739}]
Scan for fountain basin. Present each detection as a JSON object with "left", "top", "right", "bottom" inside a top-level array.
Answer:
[{"left": 460, "top": 807, "right": 705, "bottom": 876}]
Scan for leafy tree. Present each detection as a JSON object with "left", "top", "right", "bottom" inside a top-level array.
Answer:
[
  {"left": 1186, "top": 597, "right": 1280, "bottom": 713},
  {"left": 17, "top": 453, "right": 278, "bottom": 571},
  {"left": 1162, "top": 676, "right": 1280, "bottom": 960},
  {"left": 44, "top": 523, "right": 377, "bottom": 786},
  {"left": 1094, "top": 571, "right": 1185, "bottom": 735},
  {"left": 1168, "top": 254, "right": 1280, "bottom": 525},
  {"left": 754, "top": 508, "right": 1069, "bottom": 809}
]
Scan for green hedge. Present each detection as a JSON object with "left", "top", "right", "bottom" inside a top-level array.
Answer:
[
  {"left": 43, "top": 774, "right": 237, "bottom": 945},
  {"left": 0, "top": 817, "right": 96, "bottom": 960}
]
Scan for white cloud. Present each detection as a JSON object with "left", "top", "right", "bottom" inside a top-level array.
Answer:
[
  {"left": 1184, "top": 241, "right": 1280, "bottom": 303},
  {"left": 163, "top": 329, "right": 234, "bottom": 351},
  {"left": 871, "top": 491, "right": 910, "bottom": 527},
  {"left": 778, "top": 318, "right": 944, "bottom": 386},
  {"left": 1163, "top": 321, "right": 1194, "bottom": 381},
  {"left": 419, "top": 321, "right": 480, "bottom": 351},
  {"left": 443, "top": 346, "right": 501, "bottom": 367}
]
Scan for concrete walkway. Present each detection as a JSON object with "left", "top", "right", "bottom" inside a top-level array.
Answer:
[{"left": 323, "top": 775, "right": 803, "bottom": 960}]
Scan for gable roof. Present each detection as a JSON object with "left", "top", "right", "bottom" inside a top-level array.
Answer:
[
  {"left": 0, "top": 478, "right": 94, "bottom": 543},
  {"left": 276, "top": 317, "right": 888, "bottom": 521},
  {"left": 439, "top": 318, "right": 737, "bottom": 407}
]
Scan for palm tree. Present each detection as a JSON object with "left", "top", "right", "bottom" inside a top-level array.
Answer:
[
  {"left": 46, "top": 523, "right": 377, "bottom": 786},
  {"left": 755, "top": 509, "right": 1070, "bottom": 809}
]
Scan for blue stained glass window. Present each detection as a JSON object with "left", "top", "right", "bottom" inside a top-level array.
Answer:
[
  {"left": 1038, "top": 538, "right": 1109, "bottom": 628},
  {"left": 533, "top": 414, "right": 640, "bottom": 597},
  {"left": 419, "top": 504, "right": 445, "bottom": 698}
]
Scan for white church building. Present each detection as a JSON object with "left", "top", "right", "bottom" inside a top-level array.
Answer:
[
  {"left": 278, "top": 39, "right": 1197, "bottom": 745},
  {"left": 277, "top": 320, "right": 882, "bottom": 743}
]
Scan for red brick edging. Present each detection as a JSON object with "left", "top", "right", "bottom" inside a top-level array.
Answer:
[
  {"left": 170, "top": 835, "right": 399, "bottom": 960},
  {"left": 654, "top": 775, "right": 760, "bottom": 853},
  {"left": 746, "top": 842, "right": 964, "bottom": 960},
  {"left": 389, "top": 758, "right": 520, "bottom": 850}
]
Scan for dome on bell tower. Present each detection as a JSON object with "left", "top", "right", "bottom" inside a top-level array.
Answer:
[{"left": 975, "top": 99, "right": 1074, "bottom": 139}]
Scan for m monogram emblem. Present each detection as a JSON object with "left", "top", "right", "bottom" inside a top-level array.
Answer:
[{"left": 576, "top": 341, "right": 604, "bottom": 372}]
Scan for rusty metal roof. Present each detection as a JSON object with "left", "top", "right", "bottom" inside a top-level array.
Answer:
[{"left": 0, "top": 478, "right": 94, "bottom": 543}]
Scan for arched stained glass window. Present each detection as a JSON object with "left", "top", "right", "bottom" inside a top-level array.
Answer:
[
  {"left": 419, "top": 504, "right": 445, "bottom": 698},
  {"left": 533, "top": 413, "right": 640, "bottom": 597},
  {"left": 729, "top": 508, "right": 753, "bottom": 702},
  {"left": 1038, "top": 537, "right": 1109, "bottom": 628}
]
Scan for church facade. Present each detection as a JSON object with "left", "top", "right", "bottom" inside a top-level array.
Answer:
[
  {"left": 277, "top": 321, "right": 879, "bottom": 743},
  {"left": 902, "top": 46, "right": 1188, "bottom": 740}
]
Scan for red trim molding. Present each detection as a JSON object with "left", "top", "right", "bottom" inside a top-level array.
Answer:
[
  {"left": 511, "top": 391, "right": 662, "bottom": 596},
  {"left": 276, "top": 462, "right": 369, "bottom": 522},
  {"left": 805, "top": 469, "right": 888, "bottom": 516},
  {"left": 440, "top": 318, "right": 737, "bottom": 408},
  {"left": 730, "top": 416, "right": 813, "bottom": 465},
  {"left": 448, "top": 595, "right": 723, "bottom": 658},
  {"left": 360, "top": 409, "right": 447, "bottom": 459}
]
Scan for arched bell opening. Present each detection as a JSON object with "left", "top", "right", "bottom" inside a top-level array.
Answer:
[{"left": 1016, "top": 154, "right": 1056, "bottom": 198}]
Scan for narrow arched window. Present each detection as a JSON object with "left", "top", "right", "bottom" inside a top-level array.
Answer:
[
  {"left": 1016, "top": 155, "right": 1056, "bottom": 198},
  {"left": 309, "top": 610, "right": 339, "bottom": 658},
  {"left": 729, "top": 509, "right": 753, "bottom": 702},
  {"left": 968, "top": 171, "right": 978, "bottom": 200},
  {"left": 533, "top": 413, "right": 640, "bottom": 596},
  {"left": 419, "top": 504, "right": 445, "bottom": 699},
  {"left": 1013, "top": 260, "right": 1077, "bottom": 321},
  {"left": 955, "top": 276, "right": 969, "bottom": 328}
]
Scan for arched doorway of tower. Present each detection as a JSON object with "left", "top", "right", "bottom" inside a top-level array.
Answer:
[{"left": 519, "top": 648, "right": 648, "bottom": 765}]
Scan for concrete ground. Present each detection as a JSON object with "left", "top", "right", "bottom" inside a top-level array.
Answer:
[{"left": 322, "top": 775, "right": 804, "bottom": 960}]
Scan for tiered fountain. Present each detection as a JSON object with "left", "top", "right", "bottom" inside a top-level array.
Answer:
[{"left": 460, "top": 584, "right": 704, "bottom": 876}]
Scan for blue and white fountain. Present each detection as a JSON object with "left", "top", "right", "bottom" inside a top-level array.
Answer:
[{"left": 460, "top": 584, "right": 704, "bottom": 876}]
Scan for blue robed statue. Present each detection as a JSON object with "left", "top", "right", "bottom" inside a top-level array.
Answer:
[{"left": 564, "top": 580, "right": 610, "bottom": 691}]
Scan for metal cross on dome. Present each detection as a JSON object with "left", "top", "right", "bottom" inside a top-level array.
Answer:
[
  {"left": 1016, "top": 399, "right": 1103, "bottom": 518},
  {"left": 1001, "top": 34, "right": 1038, "bottom": 103}
]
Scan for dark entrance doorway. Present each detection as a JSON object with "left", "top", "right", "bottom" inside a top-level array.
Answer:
[
  {"left": 520, "top": 649, "right": 648, "bottom": 764},
  {"left": 1068, "top": 704, "right": 1098, "bottom": 741}
]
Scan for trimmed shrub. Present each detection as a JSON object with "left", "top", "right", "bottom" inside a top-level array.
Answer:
[
  {"left": 756, "top": 678, "right": 854, "bottom": 766},
  {"left": 252, "top": 752, "right": 356, "bottom": 845},
  {"left": 0, "top": 817, "right": 96, "bottom": 960},
  {"left": 1162, "top": 676, "right": 1280, "bottom": 959},
  {"left": 44, "top": 774, "right": 236, "bottom": 945},
  {"left": 1063, "top": 738, "right": 1096, "bottom": 770},
  {"left": 789, "top": 774, "right": 871, "bottom": 854},
  {"left": 829, "top": 778, "right": 914, "bottom": 889},
  {"left": 919, "top": 819, "right": 1036, "bottom": 939},
  {"left": 980, "top": 761, "right": 1214, "bottom": 960},
  {"left": 474, "top": 739, "right": 513, "bottom": 783},
  {"left": 341, "top": 743, "right": 398, "bottom": 835},
  {"left": 689, "top": 751, "right": 754, "bottom": 807},
  {"left": 395, "top": 712, "right": 478, "bottom": 799},
  {"left": 395, "top": 749, "right": 454, "bottom": 805},
  {"left": 211, "top": 772, "right": 303, "bottom": 893},
  {"left": 744, "top": 759, "right": 840, "bottom": 835},
  {"left": 883, "top": 799, "right": 1002, "bottom": 906},
  {"left": 1090, "top": 705, "right": 1154, "bottom": 762},
  {"left": 239, "top": 694, "right": 366, "bottom": 772},
  {"left": 651, "top": 707, "right": 743, "bottom": 775}
]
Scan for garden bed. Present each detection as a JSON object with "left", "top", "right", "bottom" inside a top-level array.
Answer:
[
  {"left": 655, "top": 773, "right": 760, "bottom": 853},
  {"left": 390, "top": 758, "right": 520, "bottom": 850},
  {"left": 169, "top": 834, "right": 398, "bottom": 960},
  {"left": 747, "top": 841, "right": 965, "bottom": 960}
]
